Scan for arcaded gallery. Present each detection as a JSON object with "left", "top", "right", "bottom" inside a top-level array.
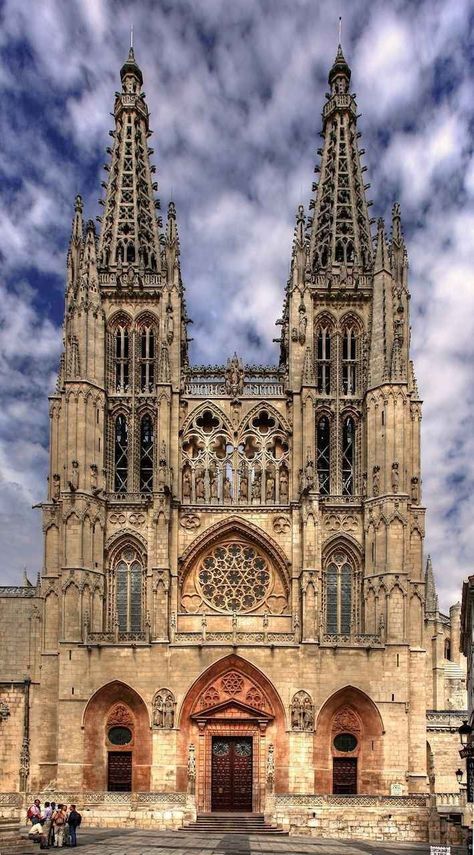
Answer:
[{"left": 0, "top": 43, "right": 467, "bottom": 842}]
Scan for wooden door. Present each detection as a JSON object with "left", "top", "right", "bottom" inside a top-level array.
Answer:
[
  {"left": 333, "top": 757, "right": 357, "bottom": 794},
  {"left": 211, "top": 737, "right": 253, "bottom": 811},
  {"left": 107, "top": 751, "right": 132, "bottom": 791}
]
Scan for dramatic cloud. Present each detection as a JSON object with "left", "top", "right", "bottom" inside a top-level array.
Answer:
[{"left": 0, "top": 0, "right": 472, "bottom": 611}]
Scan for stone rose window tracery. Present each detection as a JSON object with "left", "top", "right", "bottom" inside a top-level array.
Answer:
[{"left": 181, "top": 537, "right": 288, "bottom": 615}]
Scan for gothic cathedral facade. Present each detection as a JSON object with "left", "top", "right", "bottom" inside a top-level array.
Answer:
[{"left": 0, "top": 46, "right": 467, "bottom": 840}]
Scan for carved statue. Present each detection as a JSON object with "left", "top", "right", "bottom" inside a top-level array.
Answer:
[
  {"left": 158, "top": 458, "right": 168, "bottom": 491},
  {"left": 391, "top": 461, "right": 400, "bottom": 494},
  {"left": 182, "top": 468, "right": 192, "bottom": 502},
  {"left": 290, "top": 691, "right": 314, "bottom": 732},
  {"left": 266, "top": 744, "right": 275, "bottom": 785},
  {"left": 195, "top": 468, "right": 205, "bottom": 501},
  {"left": 223, "top": 476, "right": 232, "bottom": 502},
  {"left": 68, "top": 460, "right": 79, "bottom": 492},
  {"left": 252, "top": 470, "right": 261, "bottom": 500},
  {"left": 187, "top": 743, "right": 196, "bottom": 783},
  {"left": 298, "top": 302, "right": 307, "bottom": 344},
  {"left": 224, "top": 354, "right": 244, "bottom": 397},
  {"left": 51, "top": 473, "right": 61, "bottom": 502},
  {"left": 239, "top": 472, "right": 248, "bottom": 501},
  {"left": 166, "top": 304, "right": 174, "bottom": 344},
  {"left": 209, "top": 465, "right": 218, "bottom": 500},
  {"left": 411, "top": 476, "right": 419, "bottom": 504},
  {"left": 279, "top": 466, "right": 289, "bottom": 503},
  {"left": 372, "top": 465, "right": 380, "bottom": 497},
  {"left": 266, "top": 469, "right": 275, "bottom": 502},
  {"left": 90, "top": 464, "right": 100, "bottom": 495},
  {"left": 305, "top": 456, "right": 315, "bottom": 491},
  {"left": 152, "top": 689, "right": 175, "bottom": 729}
]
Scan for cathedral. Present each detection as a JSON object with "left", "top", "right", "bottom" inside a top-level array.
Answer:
[{"left": 0, "top": 44, "right": 467, "bottom": 842}]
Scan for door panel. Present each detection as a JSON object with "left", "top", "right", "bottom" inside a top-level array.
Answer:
[
  {"left": 108, "top": 751, "right": 132, "bottom": 791},
  {"left": 333, "top": 757, "right": 357, "bottom": 794},
  {"left": 211, "top": 737, "right": 252, "bottom": 811}
]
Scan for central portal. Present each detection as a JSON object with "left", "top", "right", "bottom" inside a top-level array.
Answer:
[{"left": 211, "top": 736, "right": 253, "bottom": 812}]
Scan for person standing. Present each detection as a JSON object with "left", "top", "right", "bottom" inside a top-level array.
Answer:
[
  {"left": 67, "top": 805, "right": 82, "bottom": 848},
  {"left": 52, "top": 804, "right": 67, "bottom": 848},
  {"left": 27, "top": 799, "right": 41, "bottom": 824}
]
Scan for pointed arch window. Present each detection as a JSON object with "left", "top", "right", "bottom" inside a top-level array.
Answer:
[
  {"left": 139, "top": 325, "right": 155, "bottom": 392},
  {"left": 326, "top": 552, "right": 353, "bottom": 634},
  {"left": 342, "top": 326, "right": 357, "bottom": 395},
  {"left": 115, "top": 324, "right": 130, "bottom": 392},
  {"left": 317, "top": 415, "right": 331, "bottom": 496},
  {"left": 316, "top": 326, "right": 331, "bottom": 394},
  {"left": 140, "top": 414, "right": 154, "bottom": 493},
  {"left": 115, "top": 546, "right": 143, "bottom": 632},
  {"left": 342, "top": 416, "right": 355, "bottom": 496},
  {"left": 114, "top": 414, "right": 128, "bottom": 493}
]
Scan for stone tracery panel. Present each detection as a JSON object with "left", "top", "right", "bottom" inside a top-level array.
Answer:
[
  {"left": 195, "top": 669, "right": 273, "bottom": 715},
  {"left": 181, "top": 406, "right": 290, "bottom": 505},
  {"left": 181, "top": 537, "right": 288, "bottom": 615}
]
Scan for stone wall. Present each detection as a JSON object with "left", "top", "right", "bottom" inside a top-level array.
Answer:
[
  {"left": 0, "top": 687, "right": 25, "bottom": 791},
  {"left": 269, "top": 794, "right": 429, "bottom": 841}
]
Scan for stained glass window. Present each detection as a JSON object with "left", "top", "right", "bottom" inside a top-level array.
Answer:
[
  {"left": 197, "top": 542, "right": 271, "bottom": 612},
  {"left": 115, "top": 547, "right": 143, "bottom": 632},
  {"left": 325, "top": 552, "right": 353, "bottom": 634}
]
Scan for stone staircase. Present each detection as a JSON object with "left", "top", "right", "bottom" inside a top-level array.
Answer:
[{"left": 181, "top": 812, "right": 287, "bottom": 835}]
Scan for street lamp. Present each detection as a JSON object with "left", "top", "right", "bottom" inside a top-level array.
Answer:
[
  {"left": 456, "top": 768, "right": 464, "bottom": 785},
  {"left": 459, "top": 720, "right": 473, "bottom": 747}
]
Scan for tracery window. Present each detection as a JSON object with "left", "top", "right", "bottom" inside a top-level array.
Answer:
[
  {"left": 180, "top": 537, "right": 288, "bottom": 615},
  {"left": 139, "top": 325, "right": 155, "bottom": 392},
  {"left": 139, "top": 414, "right": 154, "bottom": 493},
  {"left": 342, "top": 416, "right": 355, "bottom": 496},
  {"left": 316, "top": 326, "right": 331, "bottom": 394},
  {"left": 114, "top": 414, "right": 128, "bottom": 493},
  {"left": 325, "top": 551, "right": 353, "bottom": 634},
  {"left": 317, "top": 415, "right": 331, "bottom": 496},
  {"left": 115, "top": 546, "right": 143, "bottom": 632},
  {"left": 115, "top": 324, "right": 130, "bottom": 392},
  {"left": 181, "top": 407, "right": 289, "bottom": 505},
  {"left": 342, "top": 326, "right": 357, "bottom": 395}
]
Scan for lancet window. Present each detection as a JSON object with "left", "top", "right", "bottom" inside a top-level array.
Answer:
[
  {"left": 181, "top": 407, "right": 290, "bottom": 505},
  {"left": 342, "top": 416, "right": 355, "bottom": 496},
  {"left": 139, "top": 324, "right": 155, "bottom": 392},
  {"left": 316, "top": 325, "right": 332, "bottom": 394},
  {"left": 317, "top": 415, "right": 331, "bottom": 496},
  {"left": 325, "top": 551, "right": 354, "bottom": 635},
  {"left": 115, "top": 323, "right": 130, "bottom": 393},
  {"left": 139, "top": 414, "right": 154, "bottom": 493},
  {"left": 342, "top": 325, "right": 357, "bottom": 395},
  {"left": 114, "top": 546, "right": 143, "bottom": 633},
  {"left": 114, "top": 414, "right": 128, "bottom": 493}
]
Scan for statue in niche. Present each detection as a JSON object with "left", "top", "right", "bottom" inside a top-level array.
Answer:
[
  {"left": 209, "top": 465, "right": 218, "bottom": 501},
  {"left": 90, "top": 464, "right": 101, "bottom": 495},
  {"left": 298, "top": 301, "right": 307, "bottom": 344},
  {"left": 68, "top": 460, "right": 79, "bottom": 492},
  {"left": 266, "top": 469, "right": 276, "bottom": 502},
  {"left": 239, "top": 472, "right": 248, "bottom": 502},
  {"left": 51, "top": 473, "right": 61, "bottom": 502},
  {"left": 152, "top": 689, "right": 175, "bottom": 729},
  {"left": 290, "top": 691, "right": 314, "bottom": 732},
  {"left": 195, "top": 468, "right": 205, "bottom": 502},
  {"left": 372, "top": 465, "right": 380, "bottom": 497},
  {"left": 158, "top": 458, "right": 168, "bottom": 491},
  {"left": 391, "top": 461, "right": 400, "bottom": 493},
  {"left": 305, "top": 455, "right": 315, "bottom": 491},
  {"left": 223, "top": 476, "right": 232, "bottom": 502},
  {"left": 411, "top": 476, "right": 419, "bottom": 504},
  {"left": 279, "top": 466, "right": 289, "bottom": 503},
  {"left": 166, "top": 303, "right": 174, "bottom": 344},
  {"left": 252, "top": 470, "right": 261, "bottom": 501},
  {"left": 225, "top": 354, "right": 244, "bottom": 397},
  {"left": 182, "top": 468, "right": 192, "bottom": 502}
]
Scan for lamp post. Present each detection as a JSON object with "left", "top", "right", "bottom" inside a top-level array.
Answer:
[
  {"left": 459, "top": 720, "right": 474, "bottom": 855},
  {"left": 456, "top": 768, "right": 464, "bottom": 786}
]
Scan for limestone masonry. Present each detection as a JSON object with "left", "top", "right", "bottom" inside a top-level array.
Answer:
[{"left": 0, "top": 45, "right": 467, "bottom": 842}]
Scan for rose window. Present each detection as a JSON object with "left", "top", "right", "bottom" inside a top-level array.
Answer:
[{"left": 197, "top": 542, "right": 271, "bottom": 612}]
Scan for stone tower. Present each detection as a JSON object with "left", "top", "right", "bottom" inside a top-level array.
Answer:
[{"left": 0, "top": 44, "right": 466, "bottom": 842}]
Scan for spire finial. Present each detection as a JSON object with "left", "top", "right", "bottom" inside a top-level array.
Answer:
[
  {"left": 338, "top": 16, "right": 342, "bottom": 47},
  {"left": 130, "top": 24, "right": 134, "bottom": 51}
]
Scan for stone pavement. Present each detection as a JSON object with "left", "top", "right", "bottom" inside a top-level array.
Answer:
[{"left": 1, "top": 827, "right": 467, "bottom": 855}]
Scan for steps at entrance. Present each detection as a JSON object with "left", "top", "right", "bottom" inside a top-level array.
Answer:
[{"left": 182, "top": 813, "right": 288, "bottom": 835}]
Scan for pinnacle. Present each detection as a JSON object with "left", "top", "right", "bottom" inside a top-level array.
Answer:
[{"left": 328, "top": 43, "right": 351, "bottom": 86}]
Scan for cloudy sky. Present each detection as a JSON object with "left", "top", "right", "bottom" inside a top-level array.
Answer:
[{"left": 0, "top": 0, "right": 472, "bottom": 610}]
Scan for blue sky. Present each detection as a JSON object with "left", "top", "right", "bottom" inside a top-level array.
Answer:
[{"left": 0, "top": 0, "right": 473, "bottom": 610}]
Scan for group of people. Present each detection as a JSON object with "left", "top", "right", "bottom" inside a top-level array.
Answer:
[{"left": 27, "top": 799, "right": 82, "bottom": 849}]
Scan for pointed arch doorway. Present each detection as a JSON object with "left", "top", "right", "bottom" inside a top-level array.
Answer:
[{"left": 179, "top": 655, "right": 287, "bottom": 813}]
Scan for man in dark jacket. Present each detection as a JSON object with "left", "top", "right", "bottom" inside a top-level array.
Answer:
[{"left": 67, "top": 805, "right": 81, "bottom": 848}]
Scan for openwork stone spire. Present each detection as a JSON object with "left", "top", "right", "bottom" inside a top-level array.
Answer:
[
  {"left": 308, "top": 46, "right": 373, "bottom": 272},
  {"left": 98, "top": 47, "right": 162, "bottom": 275}
]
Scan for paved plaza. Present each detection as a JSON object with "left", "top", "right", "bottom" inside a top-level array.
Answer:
[{"left": 2, "top": 827, "right": 466, "bottom": 855}]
